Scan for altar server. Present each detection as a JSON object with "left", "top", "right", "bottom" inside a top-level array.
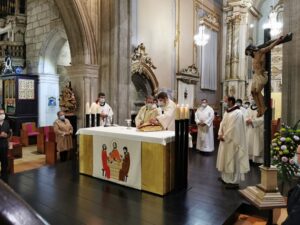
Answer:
[
  {"left": 194, "top": 99, "right": 215, "bottom": 152},
  {"left": 216, "top": 97, "right": 249, "bottom": 189},
  {"left": 90, "top": 92, "right": 114, "bottom": 126}
]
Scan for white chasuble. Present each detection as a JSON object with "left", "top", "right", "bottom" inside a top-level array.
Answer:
[
  {"left": 157, "top": 99, "right": 176, "bottom": 131},
  {"left": 216, "top": 106, "right": 249, "bottom": 184}
]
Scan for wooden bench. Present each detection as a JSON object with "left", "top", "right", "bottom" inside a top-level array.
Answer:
[{"left": 20, "top": 122, "right": 39, "bottom": 146}]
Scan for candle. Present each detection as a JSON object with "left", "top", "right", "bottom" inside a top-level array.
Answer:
[
  {"left": 180, "top": 104, "right": 185, "bottom": 120},
  {"left": 175, "top": 104, "right": 180, "bottom": 120},
  {"left": 86, "top": 102, "right": 90, "bottom": 114},
  {"left": 185, "top": 104, "right": 190, "bottom": 119}
]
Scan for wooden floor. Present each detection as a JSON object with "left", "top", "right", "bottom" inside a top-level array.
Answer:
[{"left": 8, "top": 148, "right": 261, "bottom": 225}]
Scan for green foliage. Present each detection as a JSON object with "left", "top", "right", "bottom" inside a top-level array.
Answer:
[{"left": 271, "top": 124, "right": 300, "bottom": 182}]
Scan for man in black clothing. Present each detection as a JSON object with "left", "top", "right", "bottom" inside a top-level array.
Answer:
[{"left": 0, "top": 109, "right": 10, "bottom": 182}]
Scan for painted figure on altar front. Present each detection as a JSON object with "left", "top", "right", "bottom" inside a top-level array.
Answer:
[
  {"left": 101, "top": 144, "right": 110, "bottom": 178},
  {"left": 119, "top": 147, "right": 130, "bottom": 182},
  {"left": 109, "top": 142, "right": 121, "bottom": 162}
]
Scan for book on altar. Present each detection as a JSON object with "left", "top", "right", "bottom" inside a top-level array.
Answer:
[{"left": 137, "top": 122, "right": 163, "bottom": 132}]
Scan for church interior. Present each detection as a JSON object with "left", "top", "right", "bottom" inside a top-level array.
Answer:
[{"left": 0, "top": 0, "right": 300, "bottom": 224}]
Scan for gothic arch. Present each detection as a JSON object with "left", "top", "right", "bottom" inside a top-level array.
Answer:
[
  {"left": 38, "top": 28, "right": 68, "bottom": 74},
  {"left": 53, "top": 0, "right": 97, "bottom": 65}
]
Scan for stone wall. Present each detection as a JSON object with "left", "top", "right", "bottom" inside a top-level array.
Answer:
[{"left": 26, "top": 0, "right": 62, "bottom": 73}]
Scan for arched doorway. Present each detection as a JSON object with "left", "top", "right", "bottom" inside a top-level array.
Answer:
[{"left": 38, "top": 28, "right": 71, "bottom": 126}]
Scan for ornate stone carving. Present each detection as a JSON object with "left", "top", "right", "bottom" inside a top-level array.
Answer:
[
  {"left": 131, "top": 43, "right": 159, "bottom": 94},
  {"left": 131, "top": 43, "right": 156, "bottom": 69},
  {"left": 199, "top": 13, "right": 220, "bottom": 31},
  {"left": 176, "top": 64, "right": 199, "bottom": 85}
]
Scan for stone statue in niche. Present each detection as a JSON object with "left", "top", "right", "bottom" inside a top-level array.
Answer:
[
  {"left": 59, "top": 81, "right": 77, "bottom": 113},
  {"left": 131, "top": 43, "right": 156, "bottom": 69},
  {"left": 2, "top": 48, "right": 13, "bottom": 75}
]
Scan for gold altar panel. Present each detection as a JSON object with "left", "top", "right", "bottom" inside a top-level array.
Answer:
[
  {"left": 141, "top": 142, "right": 175, "bottom": 195},
  {"left": 79, "top": 135, "right": 93, "bottom": 175}
]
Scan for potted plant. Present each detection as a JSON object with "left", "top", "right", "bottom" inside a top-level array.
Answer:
[{"left": 271, "top": 124, "right": 300, "bottom": 194}]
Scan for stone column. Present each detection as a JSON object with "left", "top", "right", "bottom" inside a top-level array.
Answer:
[
  {"left": 223, "top": 1, "right": 253, "bottom": 99},
  {"left": 282, "top": 0, "right": 300, "bottom": 125},
  {"left": 225, "top": 18, "right": 232, "bottom": 80},
  {"left": 65, "top": 64, "right": 100, "bottom": 128},
  {"left": 38, "top": 74, "right": 60, "bottom": 127}
]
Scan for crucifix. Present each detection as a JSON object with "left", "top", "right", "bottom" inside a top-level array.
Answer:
[
  {"left": 240, "top": 30, "right": 293, "bottom": 225},
  {"left": 245, "top": 30, "right": 293, "bottom": 167}
]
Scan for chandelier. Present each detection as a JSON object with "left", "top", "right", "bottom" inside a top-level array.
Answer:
[
  {"left": 194, "top": 0, "right": 210, "bottom": 46},
  {"left": 194, "top": 24, "right": 210, "bottom": 46}
]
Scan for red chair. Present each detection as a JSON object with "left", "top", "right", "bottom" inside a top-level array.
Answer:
[
  {"left": 37, "top": 126, "right": 53, "bottom": 154},
  {"left": 20, "top": 122, "right": 39, "bottom": 146},
  {"left": 9, "top": 136, "right": 23, "bottom": 158}
]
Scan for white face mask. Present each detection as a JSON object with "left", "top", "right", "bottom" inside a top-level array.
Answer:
[
  {"left": 99, "top": 98, "right": 105, "bottom": 104},
  {"left": 223, "top": 102, "right": 228, "bottom": 109},
  {"left": 146, "top": 103, "right": 152, "bottom": 109},
  {"left": 201, "top": 103, "right": 207, "bottom": 108},
  {"left": 59, "top": 115, "right": 65, "bottom": 121},
  {"left": 236, "top": 102, "right": 242, "bottom": 107},
  {"left": 0, "top": 114, "right": 5, "bottom": 121},
  {"left": 158, "top": 101, "right": 165, "bottom": 107},
  {"left": 151, "top": 104, "right": 157, "bottom": 109},
  {"left": 244, "top": 104, "right": 249, "bottom": 109}
]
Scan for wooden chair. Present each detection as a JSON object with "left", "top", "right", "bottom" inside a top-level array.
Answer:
[
  {"left": 9, "top": 136, "right": 23, "bottom": 158},
  {"left": 45, "top": 131, "right": 57, "bottom": 165},
  {"left": 20, "top": 122, "right": 39, "bottom": 146},
  {"left": 37, "top": 126, "right": 53, "bottom": 154},
  {"left": 7, "top": 148, "right": 14, "bottom": 174}
]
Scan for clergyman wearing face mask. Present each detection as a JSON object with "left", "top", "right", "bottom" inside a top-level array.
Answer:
[
  {"left": 149, "top": 92, "right": 177, "bottom": 131},
  {"left": 135, "top": 96, "right": 160, "bottom": 128},
  {"left": 53, "top": 111, "right": 73, "bottom": 162},
  {"left": 0, "top": 108, "right": 11, "bottom": 182}
]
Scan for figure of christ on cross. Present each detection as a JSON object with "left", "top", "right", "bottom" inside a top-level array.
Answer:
[{"left": 245, "top": 33, "right": 292, "bottom": 117}]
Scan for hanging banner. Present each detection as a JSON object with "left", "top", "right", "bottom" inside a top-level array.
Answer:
[{"left": 93, "top": 136, "right": 141, "bottom": 190}]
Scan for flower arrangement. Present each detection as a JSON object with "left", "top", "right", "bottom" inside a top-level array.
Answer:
[{"left": 271, "top": 124, "right": 300, "bottom": 182}]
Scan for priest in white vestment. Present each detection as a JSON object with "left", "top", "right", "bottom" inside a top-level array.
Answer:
[
  {"left": 90, "top": 92, "right": 114, "bottom": 126},
  {"left": 135, "top": 96, "right": 160, "bottom": 128},
  {"left": 195, "top": 99, "right": 215, "bottom": 152},
  {"left": 236, "top": 99, "right": 247, "bottom": 117},
  {"left": 216, "top": 97, "right": 249, "bottom": 189},
  {"left": 149, "top": 92, "right": 176, "bottom": 131},
  {"left": 245, "top": 103, "right": 264, "bottom": 163}
]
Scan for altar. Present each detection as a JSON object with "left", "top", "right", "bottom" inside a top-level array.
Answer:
[{"left": 77, "top": 126, "right": 175, "bottom": 195}]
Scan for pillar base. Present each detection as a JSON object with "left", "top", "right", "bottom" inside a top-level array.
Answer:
[{"left": 239, "top": 166, "right": 286, "bottom": 210}]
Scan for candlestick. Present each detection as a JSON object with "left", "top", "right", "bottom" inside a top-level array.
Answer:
[
  {"left": 180, "top": 104, "right": 185, "bottom": 120},
  {"left": 86, "top": 102, "right": 90, "bottom": 114},
  {"left": 184, "top": 104, "right": 189, "bottom": 119},
  {"left": 175, "top": 104, "right": 180, "bottom": 120}
]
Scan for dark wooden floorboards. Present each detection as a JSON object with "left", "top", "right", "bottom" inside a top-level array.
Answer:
[{"left": 8, "top": 148, "right": 260, "bottom": 225}]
